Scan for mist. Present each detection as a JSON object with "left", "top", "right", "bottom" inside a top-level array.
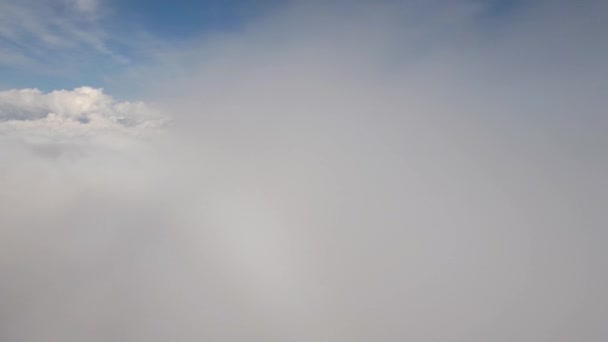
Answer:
[{"left": 1, "top": 1, "right": 607, "bottom": 341}]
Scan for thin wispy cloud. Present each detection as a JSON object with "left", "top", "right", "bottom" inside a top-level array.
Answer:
[{"left": 0, "top": 0, "right": 124, "bottom": 72}]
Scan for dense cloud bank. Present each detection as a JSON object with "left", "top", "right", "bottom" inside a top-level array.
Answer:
[
  {"left": 1, "top": 1, "right": 607, "bottom": 341},
  {"left": 0, "top": 86, "right": 163, "bottom": 130},
  {"left": 0, "top": 86, "right": 166, "bottom": 157}
]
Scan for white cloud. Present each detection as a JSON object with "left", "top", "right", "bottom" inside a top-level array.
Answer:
[
  {"left": 0, "top": 1, "right": 607, "bottom": 341},
  {"left": 0, "top": 87, "right": 166, "bottom": 151}
]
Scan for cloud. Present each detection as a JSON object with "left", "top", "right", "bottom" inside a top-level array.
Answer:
[
  {"left": 67, "top": 0, "right": 99, "bottom": 14},
  {"left": 0, "top": 87, "right": 166, "bottom": 157},
  {"left": 0, "top": 0, "right": 123, "bottom": 71},
  {"left": 0, "top": 87, "right": 159, "bottom": 124},
  {"left": 0, "top": 1, "right": 607, "bottom": 341}
]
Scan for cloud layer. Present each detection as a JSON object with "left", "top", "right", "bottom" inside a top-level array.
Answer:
[
  {"left": 0, "top": 1, "right": 607, "bottom": 341},
  {"left": 0, "top": 87, "right": 165, "bottom": 152}
]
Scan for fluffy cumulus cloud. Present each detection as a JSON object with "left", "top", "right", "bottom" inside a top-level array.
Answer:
[
  {"left": 0, "top": 1, "right": 607, "bottom": 341},
  {"left": 0, "top": 87, "right": 165, "bottom": 149},
  {"left": 0, "top": 87, "right": 160, "bottom": 128}
]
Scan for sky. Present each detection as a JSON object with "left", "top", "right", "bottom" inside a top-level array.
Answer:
[
  {"left": 0, "top": 0, "right": 526, "bottom": 93},
  {"left": 0, "top": 0, "right": 280, "bottom": 92},
  {"left": 0, "top": 0, "right": 607, "bottom": 341}
]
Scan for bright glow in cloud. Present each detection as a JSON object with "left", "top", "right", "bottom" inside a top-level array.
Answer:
[{"left": 0, "top": 1, "right": 607, "bottom": 341}]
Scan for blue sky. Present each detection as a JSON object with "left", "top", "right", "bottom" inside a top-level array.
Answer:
[
  {"left": 0, "top": 0, "right": 522, "bottom": 95},
  {"left": 0, "top": 0, "right": 282, "bottom": 93},
  {"left": 109, "top": 0, "right": 281, "bottom": 37}
]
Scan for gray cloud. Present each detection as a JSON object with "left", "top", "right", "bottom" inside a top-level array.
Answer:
[{"left": 0, "top": 1, "right": 607, "bottom": 341}]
